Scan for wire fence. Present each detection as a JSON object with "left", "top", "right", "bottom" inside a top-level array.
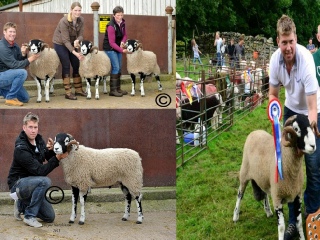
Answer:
[{"left": 176, "top": 61, "right": 270, "bottom": 168}]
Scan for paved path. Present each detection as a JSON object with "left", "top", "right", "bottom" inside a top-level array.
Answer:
[
  {"left": 0, "top": 199, "right": 176, "bottom": 240},
  {"left": 0, "top": 75, "right": 175, "bottom": 109}
]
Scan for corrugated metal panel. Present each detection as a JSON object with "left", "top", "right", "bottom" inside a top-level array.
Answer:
[{"left": 3, "top": 0, "right": 176, "bottom": 16}]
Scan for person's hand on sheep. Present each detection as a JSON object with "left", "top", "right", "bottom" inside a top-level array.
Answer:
[
  {"left": 21, "top": 43, "right": 29, "bottom": 56},
  {"left": 120, "top": 42, "right": 125, "bottom": 48},
  {"left": 56, "top": 152, "right": 69, "bottom": 161},
  {"left": 28, "top": 53, "right": 40, "bottom": 63},
  {"left": 74, "top": 39, "right": 80, "bottom": 49}
]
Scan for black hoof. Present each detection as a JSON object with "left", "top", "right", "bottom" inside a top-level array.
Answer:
[
  {"left": 136, "top": 221, "right": 142, "bottom": 224},
  {"left": 69, "top": 220, "right": 74, "bottom": 224},
  {"left": 78, "top": 221, "right": 84, "bottom": 225},
  {"left": 122, "top": 218, "right": 128, "bottom": 221}
]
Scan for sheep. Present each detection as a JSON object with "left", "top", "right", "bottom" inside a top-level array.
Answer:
[
  {"left": 28, "top": 39, "right": 60, "bottom": 103},
  {"left": 78, "top": 40, "right": 111, "bottom": 100},
  {"left": 233, "top": 114, "right": 320, "bottom": 240},
  {"left": 53, "top": 133, "right": 143, "bottom": 225},
  {"left": 125, "top": 39, "right": 162, "bottom": 96}
]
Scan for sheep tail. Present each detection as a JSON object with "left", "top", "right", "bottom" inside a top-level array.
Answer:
[{"left": 251, "top": 180, "right": 266, "bottom": 201}]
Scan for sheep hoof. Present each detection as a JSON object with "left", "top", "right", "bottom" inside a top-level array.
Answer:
[
  {"left": 45, "top": 100, "right": 49, "bottom": 103},
  {"left": 86, "top": 97, "right": 91, "bottom": 100},
  {"left": 136, "top": 221, "right": 142, "bottom": 224},
  {"left": 121, "top": 218, "right": 128, "bottom": 221},
  {"left": 69, "top": 220, "right": 74, "bottom": 224},
  {"left": 37, "top": 101, "right": 41, "bottom": 103},
  {"left": 95, "top": 97, "right": 99, "bottom": 100},
  {"left": 141, "top": 95, "right": 145, "bottom": 97},
  {"left": 78, "top": 221, "right": 84, "bottom": 225},
  {"left": 130, "top": 94, "right": 135, "bottom": 96}
]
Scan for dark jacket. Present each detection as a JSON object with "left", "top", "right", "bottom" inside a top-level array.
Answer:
[
  {"left": 7, "top": 131, "right": 59, "bottom": 190},
  {"left": 0, "top": 38, "right": 29, "bottom": 72},
  {"left": 103, "top": 17, "right": 127, "bottom": 52},
  {"left": 227, "top": 44, "right": 236, "bottom": 60},
  {"left": 52, "top": 14, "right": 84, "bottom": 53}
]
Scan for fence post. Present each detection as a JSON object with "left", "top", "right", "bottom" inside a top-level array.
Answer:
[
  {"left": 166, "top": 6, "right": 174, "bottom": 74},
  {"left": 91, "top": 2, "right": 100, "bottom": 48}
]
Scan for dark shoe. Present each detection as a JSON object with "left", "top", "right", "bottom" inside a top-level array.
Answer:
[
  {"left": 284, "top": 223, "right": 299, "bottom": 240},
  {"left": 109, "top": 90, "right": 123, "bottom": 97},
  {"left": 118, "top": 89, "right": 128, "bottom": 95},
  {"left": 75, "top": 91, "right": 87, "bottom": 97},
  {"left": 109, "top": 75, "right": 123, "bottom": 97},
  {"left": 65, "top": 93, "right": 77, "bottom": 100}
]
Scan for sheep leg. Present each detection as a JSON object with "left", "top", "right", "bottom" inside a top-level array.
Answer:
[
  {"left": 135, "top": 194, "right": 143, "bottom": 224},
  {"left": 233, "top": 181, "right": 248, "bottom": 222},
  {"left": 103, "top": 76, "right": 108, "bottom": 94},
  {"left": 263, "top": 195, "right": 273, "bottom": 217},
  {"left": 69, "top": 186, "right": 79, "bottom": 224},
  {"left": 292, "top": 195, "right": 305, "bottom": 239},
  {"left": 44, "top": 75, "right": 51, "bottom": 103},
  {"left": 121, "top": 185, "right": 132, "bottom": 221},
  {"left": 140, "top": 73, "right": 146, "bottom": 97},
  {"left": 155, "top": 75, "right": 162, "bottom": 91},
  {"left": 78, "top": 191, "right": 88, "bottom": 225},
  {"left": 34, "top": 77, "right": 42, "bottom": 103},
  {"left": 49, "top": 77, "right": 54, "bottom": 94},
  {"left": 130, "top": 73, "right": 136, "bottom": 96},
  {"left": 94, "top": 76, "right": 100, "bottom": 100},
  {"left": 85, "top": 78, "right": 92, "bottom": 99},
  {"left": 275, "top": 205, "right": 285, "bottom": 240}
]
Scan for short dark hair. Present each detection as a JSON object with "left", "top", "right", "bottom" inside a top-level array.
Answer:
[{"left": 113, "top": 6, "right": 124, "bottom": 15}]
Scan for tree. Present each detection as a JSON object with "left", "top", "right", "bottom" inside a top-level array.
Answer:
[{"left": 176, "top": 0, "right": 320, "bottom": 46}]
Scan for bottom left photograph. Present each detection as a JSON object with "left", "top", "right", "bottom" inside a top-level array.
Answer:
[{"left": 0, "top": 109, "right": 176, "bottom": 240}]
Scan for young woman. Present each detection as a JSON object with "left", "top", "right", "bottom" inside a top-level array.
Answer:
[
  {"left": 52, "top": 1, "right": 86, "bottom": 100},
  {"left": 191, "top": 39, "right": 202, "bottom": 64}
]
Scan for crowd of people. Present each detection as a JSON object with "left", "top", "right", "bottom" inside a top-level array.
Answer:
[{"left": 0, "top": 2, "right": 131, "bottom": 107}]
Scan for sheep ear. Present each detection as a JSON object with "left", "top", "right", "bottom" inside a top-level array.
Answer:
[{"left": 67, "top": 139, "right": 79, "bottom": 152}]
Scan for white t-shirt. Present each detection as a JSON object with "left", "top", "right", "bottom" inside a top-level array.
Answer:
[
  {"left": 269, "top": 43, "right": 320, "bottom": 114},
  {"left": 216, "top": 38, "right": 222, "bottom": 53}
]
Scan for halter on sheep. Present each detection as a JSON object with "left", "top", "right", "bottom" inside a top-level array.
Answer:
[
  {"left": 53, "top": 133, "right": 144, "bottom": 225},
  {"left": 233, "top": 114, "right": 320, "bottom": 240}
]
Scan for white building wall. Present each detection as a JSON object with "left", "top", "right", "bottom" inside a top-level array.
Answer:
[{"left": 4, "top": 0, "right": 176, "bottom": 16}]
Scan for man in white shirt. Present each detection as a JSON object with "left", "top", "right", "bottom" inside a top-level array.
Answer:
[
  {"left": 269, "top": 14, "right": 320, "bottom": 240},
  {"left": 214, "top": 31, "right": 223, "bottom": 68}
]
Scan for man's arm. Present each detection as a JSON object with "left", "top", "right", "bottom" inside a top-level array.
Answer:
[
  {"left": 269, "top": 84, "right": 280, "bottom": 102},
  {"left": 306, "top": 93, "right": 318, "bottom": 123}
]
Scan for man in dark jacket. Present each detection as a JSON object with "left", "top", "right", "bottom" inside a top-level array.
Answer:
[
  {"left": 7, "top": 112, "right": 67, "bottom": 228},
  {"left": 0, "top": 22, "right": 39, "bottom": 106}
]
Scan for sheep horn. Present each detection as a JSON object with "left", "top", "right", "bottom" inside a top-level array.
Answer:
[
  {"left": 311, "top": 121, "right": 320, "bottom": 137},
  {"left": 41, "top": 43, "right": 49, "bottom": 51},
  {"left": 281, "top": 126, "right": 297, "bottom": 147},
  {"left": 90, "top": 46, "right": 99, "bottom": 54},
  {"left": 284, "top": 115, "right": 297, "bottom": 127},
  {"left": 137, "top": 40, "right": 143, "bottom": 50},
  {"left": 67, "top": 139, "right": 79, "bottom": 152}
]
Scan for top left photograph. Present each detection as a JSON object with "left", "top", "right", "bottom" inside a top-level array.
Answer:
[{"left": 0, "top": 0, "right": 176, "bottom": 109}]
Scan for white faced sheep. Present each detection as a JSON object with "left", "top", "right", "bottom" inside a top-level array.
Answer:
[
  {"left": 233, "top": 114, "right": 320, "bottom": 240},
  {"left": 78, "top": 40, "right": 111, "bottom": 100},
  {"left": 28, "top": 39, "right": 60, "bottom": 103},
  {"left": 53, "top": 133, "right": 143, "bottom": 225},
  {"left": 125, "top": 39, "right": 162, "bottom": 96}
]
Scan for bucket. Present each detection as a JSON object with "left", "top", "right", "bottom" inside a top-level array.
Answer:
[{"left": 183, "top": 132, "right": 200, "bottom": 146}]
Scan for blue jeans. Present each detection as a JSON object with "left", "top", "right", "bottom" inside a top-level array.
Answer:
[
  {"left": 216, "top": 52, "right": 221, "bottom": 67},
  {"left": 10, "top": 176, "right": 55, "bottom": 222},
  {"left": 193, "top": 57, "right": 202, "bottom": 64},
  {"left": 106, "top": 50, "right": 122, "bottom": 74},
  {"left": 0, "top": 69, "right": 29, "bottom": 102},
  {"left": 284, "top": 107, "right": 320, "bottom": 224}
]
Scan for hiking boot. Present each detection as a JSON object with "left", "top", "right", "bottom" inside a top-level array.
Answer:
[
  {"left": 284, "top": 223, "right": 299, "bottom": 240},
  {"left": 23, "top": 217, "right": 43, "bottom": 228},
  {"left": 14, "top": 200, "right": 22, "bottom": 221},
  {"left": 5, "top": 98, "right": 23, "bottom": 106},
  {"left": 65, "top": 93, "right": 77, "bottom": 100}
]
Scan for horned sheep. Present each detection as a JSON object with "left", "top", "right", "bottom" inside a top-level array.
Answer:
[
  {"left": 78, "top": 40, "right": 111, "bottom": 100},
  {"left": 233, "top": 114, "right": 319, "bottom": 239},
  {"left": 28, "top": 39, "right": 60, "bottom": 103},
  {"left": 125, "top": 39, "right": 162, "bottom": 96},
  {"left": 53, "top": 133, "right": 143, "bottom": 225}
]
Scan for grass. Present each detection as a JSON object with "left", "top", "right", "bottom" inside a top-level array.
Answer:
[{"left": 175, "top": 60, "right": 307, "bottom": 239}]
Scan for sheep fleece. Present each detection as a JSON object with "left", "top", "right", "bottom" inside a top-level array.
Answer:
[
  {"left": 60, "top": 146, "right": 143, "bottom": 196},
  {"left": 29, "top": 48, "right": 60, "bottom": 79},
  {"left": 126, "top": 48, "right": 160, "bottom": 75},
  {"left": 79, "top": 51, "right": 111, "bottom": 78},
  {"left": 241, "top": 130, "right": 303, "bottom": 204}
]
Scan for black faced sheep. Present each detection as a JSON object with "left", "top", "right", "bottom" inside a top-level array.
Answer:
[
  {"left": 28, "top": 39, "right": 60, "bottom": 103},
  {"left": 53, "top": 133, "right": 143, "bottom": 225},
  {"left": 233, "top": 114, "right": 320, "bottom": 239},
  {"left": 125, "top": 39, "right": 162, "bottom": 96},
  {"left": 78, "top": 40, "right": 111, "bottom": 100}
]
